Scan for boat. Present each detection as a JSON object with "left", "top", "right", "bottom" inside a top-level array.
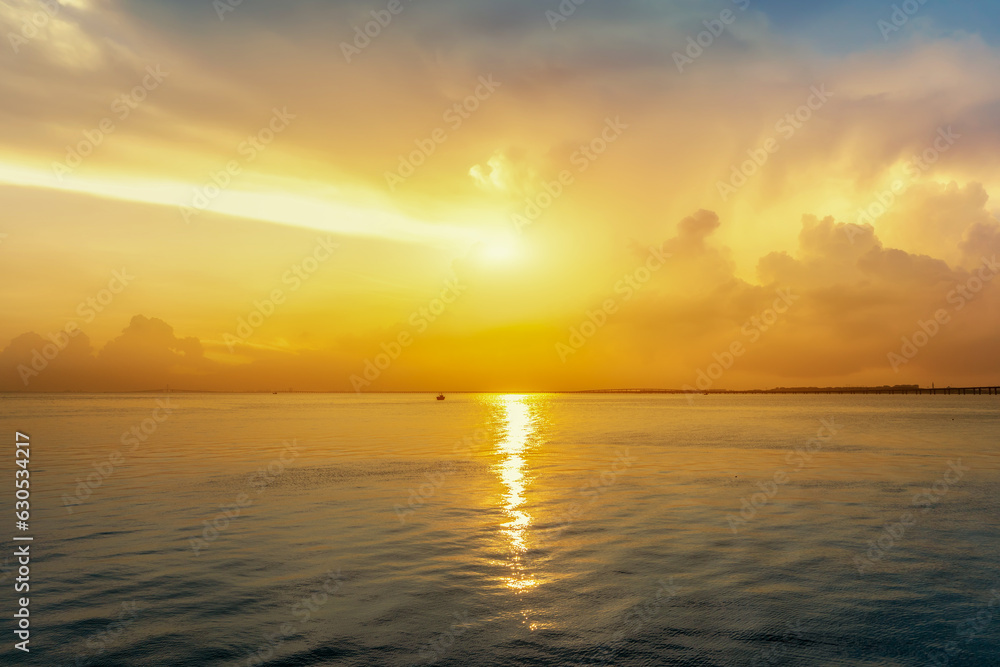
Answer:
[{"left": 436, "top": 394, "right": 446, "bottom": 401}]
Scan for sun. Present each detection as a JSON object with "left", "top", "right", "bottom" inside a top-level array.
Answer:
[
  {"left": 473, "top": 233, "right": 524, "bottom": 266},
  {"left": 482, "top": 241, "right": 520, "bottom": 264}
]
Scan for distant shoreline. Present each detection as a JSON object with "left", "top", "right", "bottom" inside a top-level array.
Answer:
[
  {"left": 572, "top": 385, "right": 1000, "bottom": 395},
  {"left": 2, "top": 385, "right": 999, "bottom": 396}
]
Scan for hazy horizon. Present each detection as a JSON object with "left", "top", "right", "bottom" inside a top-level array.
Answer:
[{"left": 3, "top": 383, "right": 997, "bottom": 395}]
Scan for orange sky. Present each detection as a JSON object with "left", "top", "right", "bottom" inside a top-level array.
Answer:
[{"left": 1, "top": 0, "right": 999, "bottom": 391}]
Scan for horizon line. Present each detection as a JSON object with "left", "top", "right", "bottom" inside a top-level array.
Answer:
[{"left": 2, "top": 384, "right": 999, "bottom": 396}]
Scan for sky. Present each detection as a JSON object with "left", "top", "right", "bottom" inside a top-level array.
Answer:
[{"left": 1, "top": 0, "right": 999, "bottom": 392}]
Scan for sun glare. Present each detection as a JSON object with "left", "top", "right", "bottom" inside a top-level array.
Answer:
[
  {"left": 482, "top": 242, "right": 519, "bottom": 264},
  {"left": 475, "top": 233, "right": 524, "bottom": 266}
]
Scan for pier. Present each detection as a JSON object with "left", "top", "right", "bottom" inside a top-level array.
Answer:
[{"left": 579, "top": 386, "right": 1000, "bottom": 395}]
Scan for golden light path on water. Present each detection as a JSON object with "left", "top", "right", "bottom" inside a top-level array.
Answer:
[{"left": 496, "top": 395, "right": 539, "bottom": 593}]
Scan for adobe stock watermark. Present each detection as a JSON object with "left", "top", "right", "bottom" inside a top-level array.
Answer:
[
  {"left": 7, "top": 0, "right": 61, "bottom": 54},
  {"left": 190, "top": 440, "right": 299, "bottom": 555},
  {"left": 71, "top": 600, "right": 143, "bottom": 667},
  {"left": 683, "top": 288, "right": 799, "bottom": 400},
  {"left": 877, "top": 0, "right": 932, "bottom": 41},
  {"left": 52, "top": 66, "right": 169, "bottom": 182},
  {"left": 537, "top": 448, "right": 638, "bottom": 547},
  {"left": 18, "top": 268, "right": 135, "bottom": 386},
  {"left": 179, "top": 107, "right": 296, "bottom": 223},
  {"left": 340, "top": 0, "right": 414, "bottom": 62},
  {"left": 592, "top": 577, "right": 681, "bottom": 666},
  {"left": 847, "top": 126, "right": 960, "bottom": 243},
  {"left": 513, "top": 116, "right": 628, "bottom": 234},
  {"left": 926, "top": 587, "right": 1000, "bottom": 667},
  {"left": 213, "top": 0, "right": 246, "bottom": 21},
  {"left": 887, "top": 255, "right": 998, "bottom": 372},
  {"left": 237, "top": 569, "right": 344, "bottom": 667},
  {"left": 350, "top": 274, "right": 467, "bottom": 392},
  {"left": 853, "top": 459, "right": 968, "bottom": 574},
  {"left": 384, "top": 75, "right": 501, "bottom": 192},
  {"left": 727, "top": 418, "right": 840, "bottom": 534},
  {"left": 62, "top": 398, "right": 175, "bottom": 514},
  {"left": 545, "top": 0, "right": 588, "bottom": 31},
  {"left": 717, "top": 85, "right": 833, "bottom": 201},
  {"left": 393, "top": 428, "right": 489, "bottom": 523},
  {"left": 672, "top": 0, "right": 750, "bottom": 73},
  {"left": 224, "top": 237, "right": 338, "bottom": 351},
  {"left": 417, "top": 611, "right": 475, "bottom": 664},
  {"left": 556, "top": 245, "right": 670, "bottom": 363},
  {"left": 748, "top": 621, "right": 807, "bottom": 666}
]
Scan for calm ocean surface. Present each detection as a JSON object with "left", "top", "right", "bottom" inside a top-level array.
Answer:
[{"left": 0, "top": 393, "right": 997, "bottom": 666}]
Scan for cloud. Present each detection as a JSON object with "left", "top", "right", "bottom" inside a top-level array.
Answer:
[
  {"left": 0, "top": 329, "right": 96, "bottom": 391},
  {"left": 549, "top": 209, "right": 1000, "bottom": 387},
  {"left": 873, "top": 181, "right": 999, "bottom": 266},
  {"left": 97, "top": 315, "right": 209, "bottom": 380},
  {"left": 0, "top": 315, "right": 215, "bottom": 391},
  {"left": 1, "top": 201, "right": 998, "bottom": 391}
]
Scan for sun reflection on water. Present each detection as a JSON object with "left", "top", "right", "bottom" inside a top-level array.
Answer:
[{"left": 496, "top": 394, "right": 539, "bottom": 592}]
